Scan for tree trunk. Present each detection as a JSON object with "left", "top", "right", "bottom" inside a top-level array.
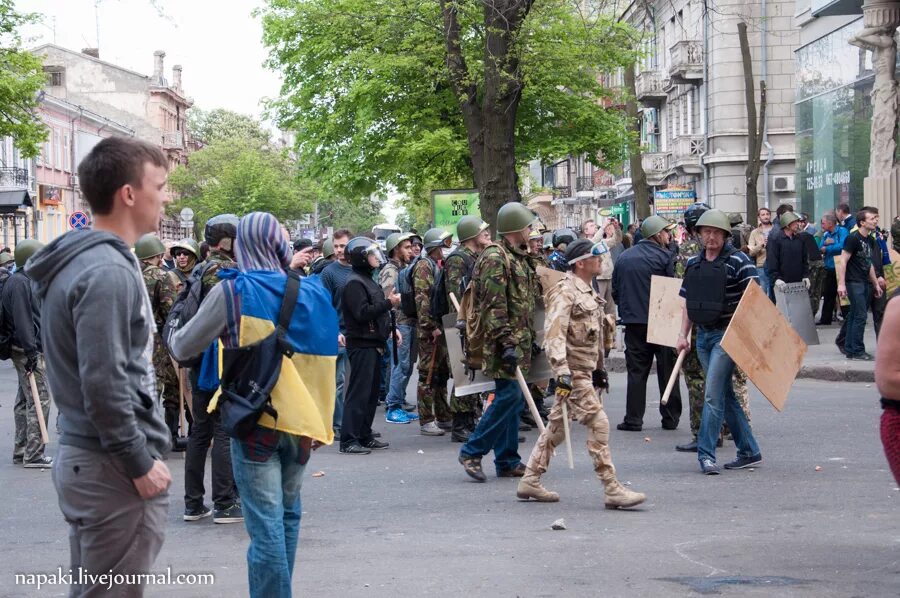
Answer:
[
  {"left": 738, "top": 21, "right": 763, "bottom": 227},
  {"left": 624, "top": 64, "right": 651, "bottom": 220}
]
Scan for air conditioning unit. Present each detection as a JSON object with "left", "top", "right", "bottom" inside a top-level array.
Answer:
[{"left": 772, "top": 175, "right": 795, "bottom": 193}]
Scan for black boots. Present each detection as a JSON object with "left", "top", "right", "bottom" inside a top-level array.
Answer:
[{"left": 451, "top": 413, "right": 475, "bottom": 443}]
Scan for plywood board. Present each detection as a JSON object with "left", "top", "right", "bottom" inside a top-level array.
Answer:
[
  {"left": 720, "top": 280, "right": 807, "bottom": 411},
  {"left": 647, "top": 275, "right": 685, "bottom": 348}
]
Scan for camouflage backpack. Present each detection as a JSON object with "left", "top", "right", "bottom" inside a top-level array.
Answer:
[{"left": 458, "top": 243, "right": 510, "bottom": 371}]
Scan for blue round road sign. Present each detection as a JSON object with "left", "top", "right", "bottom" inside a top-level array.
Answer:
[{"left": 69, "top": 211, "right": 89, "bottom": 229}]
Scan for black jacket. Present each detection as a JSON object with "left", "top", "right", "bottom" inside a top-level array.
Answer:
[
  {"left": 0, "top": 270, "right": 41, "bottom": 355},
  {"left": 766, "top": 231, "right": 809, "bottom": 283},
  {"left": 800, "top": 231, "right": 822, "bottom": 263},
  {"left": 611, "top": 239, "right": 675, "bottom": 325},
  {"left": 342, "top": 269, "right": 391, "bottom": 349}
]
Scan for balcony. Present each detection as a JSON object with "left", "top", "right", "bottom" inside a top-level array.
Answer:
[
  {"left": 576, "top": 176, "right": 595, "bottom": 192},
  {"left": 641, "top": 152, "right": 671, "bottom": 186},
  {"left": 0, "top": 167, "right": 29, "bottom": 189},
  {"left": 162, "top": 131, "right": 184, "bottom": 149},
  {"left": 635, "top": 70, "right": 669, "bottom": 104},
  {"left": 671, "top": 135, "right": 705, "bottom": 174},
  {"left": 668, "top": 40, "right": 703, "bottom": 84}
]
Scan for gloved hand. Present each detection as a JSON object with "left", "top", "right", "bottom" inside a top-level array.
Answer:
[
  {"left": 802, "top": 277, "right": 811, "bottom": 290},
  {"left": 556, "top": 374, "right": 573, "bottom": 399},
  {"left": 592, "top": 369, "right": 609, "bottom": 391},
  {"left": 774, "top": 279, "right": 786, "bottom": 290},
  {"left": 500, "top": 345, "right": 518, "bottom": 376},
  {"left": 25, "top": 353, "right": 38, "bottom": 374}
]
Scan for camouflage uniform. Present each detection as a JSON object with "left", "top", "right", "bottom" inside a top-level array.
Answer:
[
  {"left": 413, "top": 257, "right": 451, "bottom": 425},
  {"left": 444, "top": 246, "right": 479, "bottom": 416},
  {"left": 142, "top": 262, "right": 180, "bottom": 416},
  {"left": 200, "top": 250, "right": 236, "bottom": 296},
  {"left": 675, "top": 235, "right": 751, "bottom": 439},
  {"left": 173, "top": 257, "right": 197, "bottom": 288}
]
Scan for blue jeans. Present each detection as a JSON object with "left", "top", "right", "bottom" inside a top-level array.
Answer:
[
  {"left": 844, "top": 280, "right": 871, "bottom": 356},
  {"left": 231, "top": 430, "right": 308, "bottom": 598},
  {"left": 333, "top": 347, "right": 348, "bottom": 429},
  {"left": 757, "top": 267, "right": 773, "bottom": 302},
  {"left": 696, "top": 328, "right": 760, "bottom": 464},
  {"left": 385, "top": 324, "right": 417, "bottom": 410},
  {"left": 460, "top": 377, "right": 523, "bottom": 474}
]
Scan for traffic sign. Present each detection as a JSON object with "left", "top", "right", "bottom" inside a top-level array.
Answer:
[
  {"left": 180, "top": 207, "right": 194, "bottom": 224},
  {"left": 69, "top": 211, "right": 89, "bottom": 229}
]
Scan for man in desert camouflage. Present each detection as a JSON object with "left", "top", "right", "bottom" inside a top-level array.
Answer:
[{"left": 516, "top": 239, "right": 645, "bottom": 508}]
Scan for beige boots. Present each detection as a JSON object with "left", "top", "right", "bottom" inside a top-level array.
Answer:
[
  {"left": 603, "top": 480, "right": 646, "bottom": 509},
  {"left": 516, "top": 474, "right": 560, "bottom": 502}
]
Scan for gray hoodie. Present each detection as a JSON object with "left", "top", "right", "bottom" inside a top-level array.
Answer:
[{"left": 27, "top": 229, "right": 171, "bottom": 478}]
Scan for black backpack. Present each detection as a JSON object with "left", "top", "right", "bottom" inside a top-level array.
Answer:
[
  {"left": 397, "top": 256, "right": 428, "bottom": 318},
  {"left": 684, "top": 246, "right": 737, "bottom": 326},
  {"left": 163, "top": 261, "right": 217, "bottom": 368},
  {"left": 430, "top": 250, "right": 474, "bottom": 320},
  {"left": 0, "top": 270, "right": 11, "bottom": 361},
  {"left": 217, "top": 271, "right": 301, "bottom": 439}
]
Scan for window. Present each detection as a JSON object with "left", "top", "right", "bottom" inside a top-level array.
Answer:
[
  {"left": 63, "top": 134, "right": 71, "bottom": 171},
  {"left": 52, "top": 129, "right": 59, "bottom": 169},
  {"left": 43, "top": 66, "right": 65, "bottom": 87}
]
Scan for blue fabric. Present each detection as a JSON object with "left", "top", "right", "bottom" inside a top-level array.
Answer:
[
  {"left": 695, "top": 327, "right": 760, "bottom": 464},
  {"left": 197, "top": 340, "right": 220, "bottom": 392},
  {"left": 843, "top": 280, "right": 871, "bottom": 356},
  {"left": 756, "top": 267, "right": 771, "bottom": 299},
  {"left": 234, "top": 212, "right": 292, "bottom": 272},
  {"left": 231, "top": 430, "right": 307, "bottom": 598},
  {"left": 333, "top": 348, "right": 347, "bottom": 429},
  {"left": 386, "top": 323, "right": 417, "bottom": 410},
  {"left": 821, "top": 227, "right": 848, "bottom": 270},
  {"left": 320, "top": 261, "right": 354, "bottom": 332},
  {"left": 460, "top": 378, "right": 523, "bottom": 474}
]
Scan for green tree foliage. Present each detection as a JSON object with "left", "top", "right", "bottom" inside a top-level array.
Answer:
[
  {"left": 0, "top": 2, "right": 47, "bottom": 158},
  {"left": 258, "top": 0, "right": 637, "bottom": 229},
  {"left": 188, "top": 107, "right": 271, "bottom": 146},
  {"left": 317, "top": 193, "right": 386, "bottom": 237}
]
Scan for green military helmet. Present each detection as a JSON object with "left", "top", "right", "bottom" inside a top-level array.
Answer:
[
  {"left": 496, "top": 202, "right": 536, "bottom": 235},
  {"left": 385, "top": 232, "right": 412, "bottom": 256},
  {"left": 423, "top": 227, "right": 452, "bottom": 250},
  {"left": 321, "top": 238, "right": 335, "bottom": 259},
  {"left": 457, "top": 215, "right": 489, "bottom": 243},
  {"left": 171, "top": 238, "right": 200, "bottom": 260},
  {"left": 780, "top": 211, "right": 801, "bottom": 229},
  {"left": 134, "top": 234, "right": 166, "bottom": 260},
  {"left": 694, "top": 209, "right": 732, "bottom": 233},
  {"left": 729, "top": 212, "right": 744, "bottom": 226},
  {"left": 0, "top": 252, "right": 13, "bottom": 267},
  {"left": 14, "top": 239, "right": 44, "bottom": 269},
  {"left": 640, "top": 215, "right": 676, "bottom": 239},
  {"left": 542, "top": 232, "right": 554, "bottom": 250}
]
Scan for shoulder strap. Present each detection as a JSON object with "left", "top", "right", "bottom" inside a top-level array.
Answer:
[{"left": 276, "top": 271, "right": 301, "bottom": 337}]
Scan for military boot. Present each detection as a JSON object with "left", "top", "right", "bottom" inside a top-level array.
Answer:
[
  {"left": 516, "top": 473, "right": 560, "bottom": 502},
  {"left": 450, "top": 414, "right": 471, "bottom": 443},
  {"left": 603, "top": 480, "right": 645, "bottom": 510}
]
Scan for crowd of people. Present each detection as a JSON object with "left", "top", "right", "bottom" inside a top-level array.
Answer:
[{"left": 0, "top": 135, "right": 898, "bottom": 597}]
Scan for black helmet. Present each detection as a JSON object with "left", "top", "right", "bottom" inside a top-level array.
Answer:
[
  {"left": 346, "top": 237, "right": 386, "bottom": 272},
  {"left": 204, "top": 214, "right": 239, "bottom": 246},
  {"left": 552, "top": 228, "right": 576, "bottom": 248},
  {"left": 683, "top": 202, "right": 712, "bottom": 231},
  {"left": 293, "top": 237, "right": 314, "bottom": 252}
]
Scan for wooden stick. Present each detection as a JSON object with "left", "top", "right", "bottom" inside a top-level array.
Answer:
[
  {"left": 515, "top": 367, "right": 546, "bottom": 435},
  {"left": 28, "top": 372, "right": 50, "bottom": 445},
  {"left": 561, "top": 400, "right": 574, "bottom": 469},
  {"left": 449, "top": 292, "right": 461, "bottom": 312},
  {"left": 661, "top": 349, "right": 687, "bottom": 406}
]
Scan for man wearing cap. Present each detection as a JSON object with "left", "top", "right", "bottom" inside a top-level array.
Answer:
[
  {"left": 611, "top": 215, "right": 681, "bottom": 432},
  {"left": 677, "top": 210, "right": 761, "bottom": 475},
  {"left": 517, "top": 239, "right": 645, "bottom": 508},
  {"left": 381, "top": 232, "right": 419, "bottom": 424},
  {"left": 458, "top": 202, "right": 536, "bottom": 481}
]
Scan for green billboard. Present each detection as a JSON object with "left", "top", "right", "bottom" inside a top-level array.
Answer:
[{"left": 432, "top": 189, "right": 480, "bottom": 239}]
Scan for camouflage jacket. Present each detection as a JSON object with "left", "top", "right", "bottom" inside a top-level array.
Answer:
[
  {"left": 142, "top": 262, "right": 179, "bottom": 333},
  {"left": 526, "top": 253, "right": 548, "bottom": 297},
  {"left": 380, "top": 259, "right": 415, "bottom": 327},
  {"left": 412, "top": 256, "right": 439, "bottom": 332},
  {"left": 201, "top": 250, "right": 237, "bottom": 297},
  {"left": 544, "top": 272, "right": 604, "bottom": 377},
  {"left": 675, "top": 235, "right": 702, "bottom": 278},
  {"left": 473, "top": 238, "right": 536, "bottom": 379},
  {"left": 445, "top": 245, "right": 478, "bottom": 313}
]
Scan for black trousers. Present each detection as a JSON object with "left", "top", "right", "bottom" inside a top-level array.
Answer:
[
  {"left": 623, "top": 324, "right": 682, "bottom": 427},
  {"left": 821, "top": 268, "right": 838, "bottom": 325},
  {"left": 185, "top": 369, "right": 238, "bottom": 510},
  {"left": 340, "top": 346, "right": 383, "bottom": 448}
]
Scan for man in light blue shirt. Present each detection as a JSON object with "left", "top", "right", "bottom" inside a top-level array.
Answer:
[{"left": 819, "top": 212, "right": 848, "bottom": 325}]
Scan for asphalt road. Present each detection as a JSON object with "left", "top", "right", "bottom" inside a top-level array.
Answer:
[{"left": 0, "top": 360, "right": 898, "bottom": 597}]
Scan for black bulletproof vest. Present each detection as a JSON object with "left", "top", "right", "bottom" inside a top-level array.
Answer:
[{"left": 684, "top": 247, "right": 736, "bottom": 327}]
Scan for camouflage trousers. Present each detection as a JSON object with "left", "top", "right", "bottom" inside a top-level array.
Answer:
[
  {"left": 153, "top": 339, "right": 180, "bottom": 411},
  {"left": 11, "top": 351, "right": 51, "bottom": 463},
  {"left": 683, "top": 330, "right": 751, "bottom": 438},
  {"left": 417, "top": 330, "right": 451, "bottom": 424},
  {"left": 451, "top": 393, "right": 478, "bottom": 415},
  {"left": 525, "top": 370, "right": 616, "bottom": 483}
]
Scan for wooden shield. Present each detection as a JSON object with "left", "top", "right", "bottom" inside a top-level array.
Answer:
[
  {"left": 647, "top": 275, "right": 685, "bottom": 348},
  {"left": 720, "top": 280, "right": 807, "bottom": 411}
]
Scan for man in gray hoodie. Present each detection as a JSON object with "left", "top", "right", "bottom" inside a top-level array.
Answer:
[{"left": 27, "top": 136, "right": 172, "bottom": 596}]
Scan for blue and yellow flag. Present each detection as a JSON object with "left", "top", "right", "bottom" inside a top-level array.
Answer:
[{"left": 218, "top": 270, "right": 339, "bottom": 445}]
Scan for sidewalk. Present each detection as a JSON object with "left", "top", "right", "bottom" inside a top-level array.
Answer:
[{"left": 604, "top": 318, "right": 878, "bottom": 383}]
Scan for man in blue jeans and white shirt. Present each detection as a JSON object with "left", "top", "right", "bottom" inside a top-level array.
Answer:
[{"left": 676, "top": 210, "right": 762, "bottom": 475}]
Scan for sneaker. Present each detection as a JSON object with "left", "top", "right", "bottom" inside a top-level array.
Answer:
[
  {"left": 723, "top": 454, "right": 762, "bottom": 470},
  {"left": 184, "top": 506, "right": 212, "bottom": 522},
  {"left": 420, "top": 421, "right": 445, "bottom": 436},
  {"left": 700, "top": 458, "right": 720, "bottom": 475},
  {"left": 23, "top": 456, "right": 53, "bottom": 469},
  {"left": 339, "top": 443, "right": 372, "bottom": 455},
  {"left": 213, "top": 504, "right": 244, "bottom": 524},
  {"left": 458, "top": 454, "right": 487, "bottom": 482},
  {"left": 847, "top": 352, "right": 874, "bottom": 361},
  {"left": 401, "top": 401, "right": 417, "bottom": 412},
  {"left": 404, "top": 411, "right": 419, "bottom": 421},
  {"left": 386, "top": 408, "right": 411, "bottom": 424},
  {"left": 362, "top": 439, "right": 390, "bottom": 450}
]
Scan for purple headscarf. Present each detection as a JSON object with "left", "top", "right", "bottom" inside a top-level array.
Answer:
[{"left": 234, "top": 212, "right": 291, "bottom": 272}]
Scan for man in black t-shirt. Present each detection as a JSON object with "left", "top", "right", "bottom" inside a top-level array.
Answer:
[{"left": 837, "top": 207, "right": 884, "bottom": 360}]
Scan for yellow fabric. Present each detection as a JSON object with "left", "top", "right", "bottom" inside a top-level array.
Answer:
[{"left": 207, "top": 314, "right": 336, "bottom": 445}]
